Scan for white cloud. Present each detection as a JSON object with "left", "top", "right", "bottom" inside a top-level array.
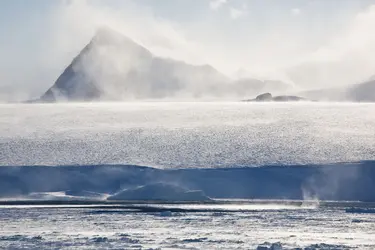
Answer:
[
  {"left": 288, "top": 4, "right": 375, "bottom": 88},
  {"left": 209, "top": 0, "right": 227, "bottom": 11},
  {"left": 291, "top": 8, "right": 301, "bottom": 16},
  {"left": 229, "top": 7, "right": 246, "bottom": 19},
  {"left": 311, "top": 5, "right": 375, "bottom": 63}
]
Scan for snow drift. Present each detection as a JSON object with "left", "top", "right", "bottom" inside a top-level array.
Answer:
[{"left": 108, "top": 183, "right": 210, "bottom": 201}]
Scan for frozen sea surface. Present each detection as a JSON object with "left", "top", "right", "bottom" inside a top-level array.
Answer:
[
  {"left": 0, "top": 203, "right": 375, "bottom": 249},
  {"left": 1, "top": 102, "right": 375, "bottom": 167}
]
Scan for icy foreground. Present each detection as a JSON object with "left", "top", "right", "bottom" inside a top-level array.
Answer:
[{"left": 0, "top": 203, "right": 374, "bottom": 249}]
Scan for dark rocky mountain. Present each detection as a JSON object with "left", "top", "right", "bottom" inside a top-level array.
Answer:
[
  {"left": 346, "top": 80, "right": 375, "bottom": 102},
  {"left": 298, "top": 78, "right": 375, "bottom": 102},
  {"left": 38, "top": 28, "right": 291, "bottom": 102},
  {"left": 297, "top": 87, "right": 346, "bottom": 102},
  {"left": 39, "top": 28, "right": 230, "bottom": 101}
]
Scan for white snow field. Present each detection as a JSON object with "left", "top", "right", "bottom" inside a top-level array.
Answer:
[
  {"left": 1, "top": 102, "right": 375, "bottom": 249},
  {"left": 1, "top": 102, "right": 375, "bottom": 167}
]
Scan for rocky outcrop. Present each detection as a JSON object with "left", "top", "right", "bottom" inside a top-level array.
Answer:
[
  {"left": 244, "top": 93, "right": 309, "bottom": 102},
  {"left": 232, "top": 79, "right": 291, "bottom": 97},
  {"left": 255, "top": 92, "right": 272, "bottom": 101},
  {"left": 272, "top": 95, "right": 308, "bottom": 102}
]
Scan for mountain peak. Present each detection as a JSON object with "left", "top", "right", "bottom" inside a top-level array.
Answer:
[{"left": 90, "top": 26, "right": 139, "bottom": 47}]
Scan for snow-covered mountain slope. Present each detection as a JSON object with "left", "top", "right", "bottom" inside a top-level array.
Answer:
[
  {"left": 346, "top": 79, "right": 375, "bottom": 102},
  {"left": 298, "top": 79, "right": 375, "bottom": 102},
  {"left": 39, "top": 28, "right": 230, "bottom": 101},
  {"left": 38, "top": 28, "right": 290, "bottom": 102}
]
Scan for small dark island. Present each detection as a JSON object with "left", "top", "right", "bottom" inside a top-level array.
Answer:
[{"left": 243, "top": 92, "right": 310, "bottom": 102}]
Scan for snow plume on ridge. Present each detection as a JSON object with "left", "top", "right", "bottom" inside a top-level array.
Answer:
[
  {"left": 49, "top": 0, "right": 202, "bottom": 65},
  {"left": 37, "top": 0, "right": 238, "bottom": 101},
  {"left": 1, "top": 0, "right": 213, "bottom": 102},
  {"left": 40, "top": 26, "right": 234, "bottom": 101}
]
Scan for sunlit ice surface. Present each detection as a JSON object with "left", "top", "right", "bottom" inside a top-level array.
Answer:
[{"left": 1, "top": 102, "right": 375, "bottom": 167}]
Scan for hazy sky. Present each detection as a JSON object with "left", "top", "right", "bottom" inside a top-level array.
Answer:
[{"left": 1, "top": 0, "right": 375, "bottom": 101}]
